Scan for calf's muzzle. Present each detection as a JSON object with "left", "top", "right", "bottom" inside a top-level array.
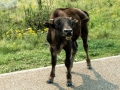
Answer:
[
  {"left": 64, "top": 29, "right": 73, "bottom": 40},
  {"left": 64, "top": 29, "right": 73, "bottom": 36}
]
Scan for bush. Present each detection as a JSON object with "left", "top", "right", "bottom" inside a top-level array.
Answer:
[{"left": 24, "top": 0, "right": 53, "bottom": 32}]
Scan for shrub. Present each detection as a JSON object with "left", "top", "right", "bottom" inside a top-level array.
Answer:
[{"left": 24, "top": 0, "right": 53, "bottom": 32}]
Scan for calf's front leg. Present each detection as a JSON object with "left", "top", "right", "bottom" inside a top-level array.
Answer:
[
  {"left": 64, "top": 41, "right": 72, "bottom": 86},
  {"left": 47, "top": 47, "right": 57, "bottom": 83}
]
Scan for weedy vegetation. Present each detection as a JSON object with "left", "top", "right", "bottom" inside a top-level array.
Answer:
[{"left": 0, "top": 0, "right": 120, "bottom": 74}]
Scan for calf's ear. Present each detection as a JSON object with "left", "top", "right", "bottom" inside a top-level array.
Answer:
[
  {"left": 43, "top": 22, "right": 55, "bottom": 28},
  {"left": 72, "top": 19, "right": 78, "bottom": 27},
  {"left": 73, "top": 19, "right": 78, "bottom": 23},
  {"left": 43, "top": 19, "right": 55, "bottom": 28}
]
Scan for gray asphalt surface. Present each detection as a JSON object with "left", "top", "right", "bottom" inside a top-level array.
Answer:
[{"left": 0, "top": 55, "right": 120, "bottom": 90}]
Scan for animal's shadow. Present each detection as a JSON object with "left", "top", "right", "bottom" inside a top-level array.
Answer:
[
  {"left": 52, "top": 69, "right": 119, "bottom": 90},
  {"left": 52, "top": 83, "right": 65, "bottom": 90},
  {"left": 71, "top": 69, "right": 119, "bottom": 90}
]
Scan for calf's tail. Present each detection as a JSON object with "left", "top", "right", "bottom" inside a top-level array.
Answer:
[{"left": 82, "top": 10, "right": 90, "bottom": 23}]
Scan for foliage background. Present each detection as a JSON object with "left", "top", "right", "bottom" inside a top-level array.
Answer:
[{"left": 0, "top": 0, "right": 120, "bottom": 74}]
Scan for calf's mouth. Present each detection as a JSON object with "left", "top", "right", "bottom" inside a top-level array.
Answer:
[
  {"left": 65, "top": 36, "right": 72, "bottom": 40},
  {"left": 63, "top": 29, "right": 73, "bottom": 40}
]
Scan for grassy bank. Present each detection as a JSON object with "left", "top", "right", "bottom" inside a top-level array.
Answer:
[
  {"left": 0, "top": 0, "right": 120, "bottom": 74},
  {"left": 0, "top": 38, "right": 119, "bottom": 74}
]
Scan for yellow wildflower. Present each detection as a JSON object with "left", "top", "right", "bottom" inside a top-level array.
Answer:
[
  {"left": 6, "top": 31, "right": 9, "bottom": 35},
  {"left": 31, "top": 5, "right": 35, "bottom": 9},
  {"left": 112, "top": 14, "right": 117, "bottom": 18},
  {"left": 44, "top": 28, "right": 48, "bottom": 31},
  {"left": 32, "top": 33, "right": 38, "bottom": 36},
  {"left": 18, "top": 33, "right": 22, "bottom": 37},
  {"left": 97, "top": 10, "right": 100, "bottom": 13},
  {"left": 28, "top": 28, "right": 35, "bottom": 33}
]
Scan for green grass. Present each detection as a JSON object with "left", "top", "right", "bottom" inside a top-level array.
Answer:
[
  {"left": 0, "top": 38, "right": 119, "bottom": 74},
  {"left": 0, "top": 0, "right": 120, "bottom": 74}
]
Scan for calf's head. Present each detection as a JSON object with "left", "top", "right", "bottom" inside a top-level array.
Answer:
[{"left": 44, "top": 17, "right": 78, "bottom": 40}]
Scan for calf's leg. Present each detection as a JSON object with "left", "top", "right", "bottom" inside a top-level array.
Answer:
[
  {"left": 82, "top": 37, "right": 92, "bottom": 69},
  {"left": 47, "top": 47, "right": 57, "bottom": 83},
  {"left": 71, "top": 41, "right": 78, "bottom": 68},
  {"left": 81, "top": 23, "right": 92, "bottom": 69},
  {"left": 64, "top": 41, "right": 72, "bottom": 86}
]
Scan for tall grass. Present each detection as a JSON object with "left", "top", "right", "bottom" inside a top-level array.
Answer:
[{"left": 1, "top": 0, "right": 120, "bottom": 38}]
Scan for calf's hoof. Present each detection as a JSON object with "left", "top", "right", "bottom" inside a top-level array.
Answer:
[
  {"left": 47, "top": 80, "right": 53, "bottom": 84},
  {"left": 87, "top": 65, "right": 92, "bottom": 69},
  {"left": 67, "top": 81, "right": 72, "bottom": 87}
]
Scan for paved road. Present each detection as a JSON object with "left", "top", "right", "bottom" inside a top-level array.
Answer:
[{"left": 0, "top": 55, "right": 120, "bottom": 90}]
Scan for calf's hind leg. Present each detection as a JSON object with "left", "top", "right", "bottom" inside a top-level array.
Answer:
[
  {"left": 81, "top": 23, "right": 92, "bottom": 69},
  {"left": 82, "top": 37, "right": 92, "bottom": 69}
]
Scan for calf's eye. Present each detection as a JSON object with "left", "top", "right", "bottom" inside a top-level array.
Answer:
[{"left": 55, "top": 24, "right": 58, "bottom": 27}]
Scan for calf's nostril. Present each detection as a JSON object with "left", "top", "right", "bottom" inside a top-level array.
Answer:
[{"left": 64, "top": 29, "right": 72, "bottom": 33}]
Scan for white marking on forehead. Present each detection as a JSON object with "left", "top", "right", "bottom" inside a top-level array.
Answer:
[{"left": 64, "top": 28, "right": 72, "bottom": 30}]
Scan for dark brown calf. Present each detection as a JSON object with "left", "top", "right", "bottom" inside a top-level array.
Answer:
[{"left": 44, "top": 8, "right": 92, "bottom": 86}]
